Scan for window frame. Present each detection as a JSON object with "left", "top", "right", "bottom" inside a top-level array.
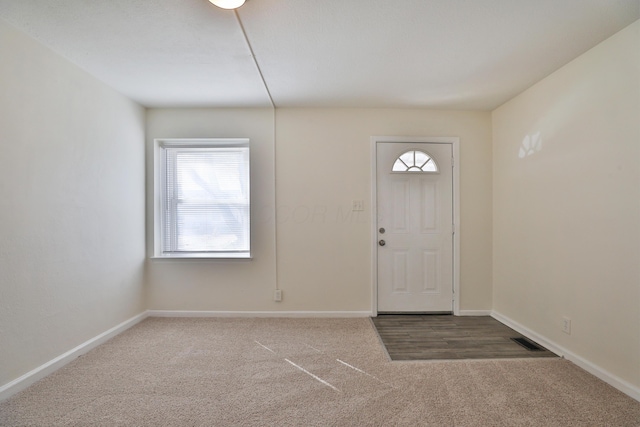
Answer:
[{"left": 152, "top": 138, "right": 251, "bottom": 260}]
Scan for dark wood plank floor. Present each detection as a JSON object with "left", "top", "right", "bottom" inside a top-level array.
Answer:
[{"left": 372, "top": 315, "right": 558, "bottom": 361}]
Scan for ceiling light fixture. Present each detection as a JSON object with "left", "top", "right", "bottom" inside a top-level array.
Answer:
[{"left": 208, "top": 0, "right": 245, "bottom": 10}]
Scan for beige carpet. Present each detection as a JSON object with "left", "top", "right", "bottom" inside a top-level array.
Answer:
[{"left": 1, "top": 318, "right": 638, "bottom": 426}]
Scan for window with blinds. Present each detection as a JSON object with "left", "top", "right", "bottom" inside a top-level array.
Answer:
[{"left": 154, "top": 139, "right": 250, "bottom": 258}]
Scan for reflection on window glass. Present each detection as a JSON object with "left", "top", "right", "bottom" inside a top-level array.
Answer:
[{"left": 392, "top": 150, "right": 438, "bottom": 172}]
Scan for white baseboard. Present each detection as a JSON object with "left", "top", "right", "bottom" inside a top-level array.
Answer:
[
  {"left": 1, "top": 309, "right": 371, "bottom": 402},
  {"left": 9, "top": 309, "right": 635, "bottom": 404},
  {"left": 491, "top": 310, "right": 640, "bottom": 402},
  {"left": 0, "top": 311, "right": 148, "bottom": 402},
  {"left": 148, "top": 310, "right": 374, "bottom": 318},
  {"left": 457, "top": 310, "right": 492, "bottom": 316}
]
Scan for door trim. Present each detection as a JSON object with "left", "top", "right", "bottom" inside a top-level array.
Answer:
[{"left": 371, "top": 136, "right": 460, "bottom": 316}]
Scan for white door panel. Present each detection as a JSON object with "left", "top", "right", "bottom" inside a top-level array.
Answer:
[{"left": 377, "top": 142, "right": 453, "bottom": 312}]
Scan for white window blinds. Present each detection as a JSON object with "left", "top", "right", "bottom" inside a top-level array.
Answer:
[{"left": 159, "top": 140, "right": 250, "bottom": 257}]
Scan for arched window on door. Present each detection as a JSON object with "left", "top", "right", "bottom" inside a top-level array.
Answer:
[{"left": 392, "top": 150, "right": 439, "bottom": 172}]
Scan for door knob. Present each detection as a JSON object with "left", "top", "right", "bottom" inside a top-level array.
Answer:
[{"left": 378, "top": 240, "right": 386, "bottom": 246}]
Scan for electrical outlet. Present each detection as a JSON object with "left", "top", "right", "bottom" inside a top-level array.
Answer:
[
  {"left": 352, "top": 200, "right": 364, "bottom": 211},
  {"left": 562, "top": 317, "right": 571, "bottom": 334},
  {"left": 274, "top": 289, "right": 282, "bottom": 302}
]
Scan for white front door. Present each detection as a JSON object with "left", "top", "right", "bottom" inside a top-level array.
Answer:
[{"left": 376, "top": 142, "right": 453, "bottom": 312}]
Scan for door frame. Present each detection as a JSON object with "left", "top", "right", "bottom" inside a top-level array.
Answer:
[{"left": 371, "top": 136, "right": 460, "bottom": 316}]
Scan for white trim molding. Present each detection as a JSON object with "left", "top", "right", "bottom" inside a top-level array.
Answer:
[
  {"left": 492, "top": 311, "right": 640, "bottom": 402},
  {"left": 0, "top": 309, "right": 373, "bottom": 402},
  {"left": 0, "top": 312, "right": 148, "bottom": 402},
  {"left": 370, "top": 136, "right": 461, "bottom": 316},
  {"left": 147, "top": 310, "right": 374, "bottom": 318},
  {"left": 457, "top": 310, "right": 492, "bottom": 316}
]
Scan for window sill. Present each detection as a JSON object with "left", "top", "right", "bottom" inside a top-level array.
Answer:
[{"left": 151, "top": 252, "right": 252, "bottom": 260}]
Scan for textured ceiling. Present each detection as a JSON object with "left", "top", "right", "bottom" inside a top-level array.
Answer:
[{"left": 0, "top": 0, "right": 638, "bottom": 109}]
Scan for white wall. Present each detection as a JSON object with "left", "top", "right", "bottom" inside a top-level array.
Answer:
[
  {"left": 145, "top": 108, "right": 278, "bottom": 310},
  {"left": 147, "top": 108, "right": 493, "bottom": 313},
  {"left": 492, "top": 21, "right": 639, "bottom": 391},
  {"left": 277, "top": 109, "right": 493, "bottom": 312},
  {"left": 0, "top": 19, "right": 146, "bottom": 387}
]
